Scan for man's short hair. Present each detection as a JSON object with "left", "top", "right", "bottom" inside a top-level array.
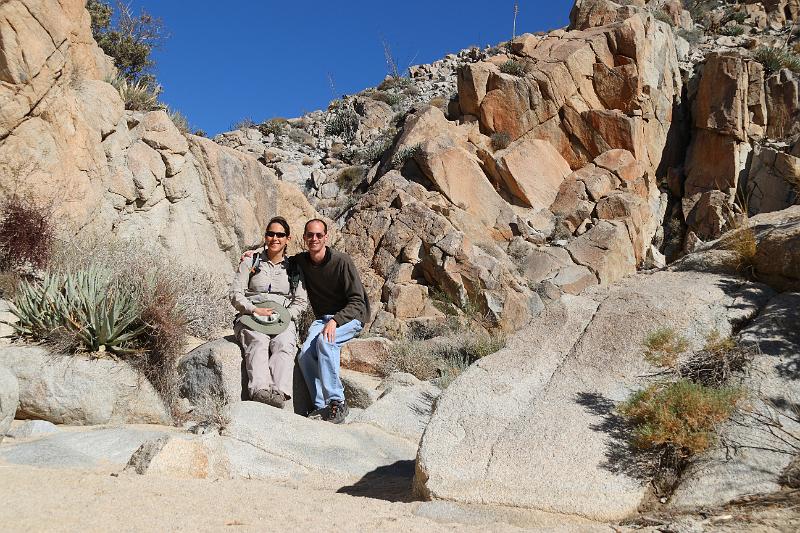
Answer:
[{"left": 304, "top": 218, "right": 328, "bottom": 234}]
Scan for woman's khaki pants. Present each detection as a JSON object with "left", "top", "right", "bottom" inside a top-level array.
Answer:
[{"left": 234, "top": 322, "right": 296, "bottom": 399}]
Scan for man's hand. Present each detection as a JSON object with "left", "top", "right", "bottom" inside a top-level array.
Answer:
[
  {"left": 322, "top": 319, "right": 337, "bottom": 343},
  {"left": 241, "top": 249, "right": 255, "bottom": 262},
  {"left": 253, "top": 307, "right": 274, "bottom": 316}
]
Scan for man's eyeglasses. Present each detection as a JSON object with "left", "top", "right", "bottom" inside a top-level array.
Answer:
[
  {"left": 265, "top": 231, "right": 287, "bottom": 238},
  {"left": 304, "top": 232, "right": 325, "bottom": 239}
]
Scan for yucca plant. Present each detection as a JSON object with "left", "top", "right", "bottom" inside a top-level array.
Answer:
[{"left": 108, "top": 74, "right": 161, "bottom": 111}]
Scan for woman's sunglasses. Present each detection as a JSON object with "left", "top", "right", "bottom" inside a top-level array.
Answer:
[{"left": 265, "top": 231, "right": 287, "bottom": 238}]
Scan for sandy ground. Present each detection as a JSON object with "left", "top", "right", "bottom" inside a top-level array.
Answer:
[{"left": 0, "top": 465, "right": 611, "bottom": 532}]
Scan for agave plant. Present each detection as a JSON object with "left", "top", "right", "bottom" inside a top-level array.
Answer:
[
  {"left": 61, "top": 268, "right": 146, "bottom": 355},
  {"left": 7, "top": 272, "right": 66, "bottom": 338}
]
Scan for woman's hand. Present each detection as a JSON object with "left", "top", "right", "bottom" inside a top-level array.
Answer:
[{"left": 253, "top": 307, "right": 274, "bottom": 316}]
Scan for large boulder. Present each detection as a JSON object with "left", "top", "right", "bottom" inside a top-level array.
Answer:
[
  {"left": 0, "top": 366, "right": 18, "bottom": 443},
  {"left": 414, "top": 271, "right": 772, "bottom": 521},
  {"left": 669, "top": 292, "right": 800, "bottom": 508},
  {"left": 178, "top": 338, "right": 246, "bottom": 405},
  {"left": 222, "top": 401, "right": 417, "bottom": 487},
  {"left": 0, "top": 346, "right": 170, "bottom": 425}
]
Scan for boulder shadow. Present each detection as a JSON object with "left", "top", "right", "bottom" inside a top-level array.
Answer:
[
  {"left": 574, "top": 391, "right": 660, "bottom": 481},
  {"left": 336, "top": 460, "right": 417, "bottom": 502}
]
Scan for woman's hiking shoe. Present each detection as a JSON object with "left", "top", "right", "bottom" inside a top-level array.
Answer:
[
  {"left": 327, "top": 400, "right": 348, "bottom": 424},
  {"left": 252, "top": 388, "right": 285, "bottom": 408}
]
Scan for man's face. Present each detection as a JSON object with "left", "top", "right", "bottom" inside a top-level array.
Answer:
[{"left": 303, "top": 221, "right": 327, "bottom": 253}]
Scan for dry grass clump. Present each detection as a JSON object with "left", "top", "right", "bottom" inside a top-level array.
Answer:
[
  {"left": 725, "top": 225, "right": 758, "bottom": 277},
  {"left": 382, "top": 320, "right": 506, "bottom": 388},
  {"left": 679, "top": 330, "right": 751, "bottom": 388},
  {"left": 490, "top": 132, "right": 512, "bottom": 150},
  {"left": 500, "top": 59, "right": 527, "bottom": 76},
  {"left": 109, "top": 75, "right": 161, "bottom": 111},
  {"left": 620, "top": 380, "right": 743, "bottom": 456},
  {"left": 257, "top": 117, "right": 288, "bottom": 137},
  {"left": 643, "top": 327, "right": 689, "bottom": 368},
  {"left": 391, "top": 143, "right": 421, "bottom": 170}
]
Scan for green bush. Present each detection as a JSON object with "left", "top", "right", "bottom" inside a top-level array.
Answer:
[
  {"left": 343, "top": 131, "right": 395, "bottom": 165},
  {"left": 619, "top": 380, "right": 743, "bottom": 456},
  {"left": 754, "top": 47, "right": 800, "bottom": 75},
  {"left": 500, "top": 59, "right": 526, "bottom": 76},
  {"left": 720, "top": 24, "right": 745, "bottom": 37},
  {"left": 109, "top": 75, "right": 161, "bottom": 111},
  {"left": 378, "top": 76, "right": 413, "bottom": 91},
  {"left": 325, "top": 107, "right": 359, "bottom": 141},
  {"left": 370, "top": 90, "right": 405, "bottom": 107},
  {"left": 89, "top": 1, "right": 165, "bottom": 83},
  {"left": 257, "top": 117, "right": 289, "bottom": 137},
  {"left": 643, "top": 327, "right": 689, "bottom": 368},
  {"left": 391, "top": 144, "right": 421, "bottom": 169}
]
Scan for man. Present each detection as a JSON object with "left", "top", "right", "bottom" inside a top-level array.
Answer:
[{"left": 294, "top": 218, "right": 370, "bottom": 424}]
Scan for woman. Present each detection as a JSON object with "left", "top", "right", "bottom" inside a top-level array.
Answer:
[{"left": 230, "top": 216, "right": 307, "bottom": 408}]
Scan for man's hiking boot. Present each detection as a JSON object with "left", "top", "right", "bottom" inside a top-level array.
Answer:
[
  {"left": 307, "top": 405, "right": 329, "bottom": 420},
  {"left": 252, "top": 388, "right": 285, "bottom": 408},
  {"left": 326, "top": 399, "right": 348, "bottom": 424}
]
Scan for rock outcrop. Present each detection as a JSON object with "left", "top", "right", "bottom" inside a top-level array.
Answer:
[
  {"left": 414, "top": 271, "right": 772, "bottom": 521},
  {"left": 0, "top": 0, "right": 317, "bottom": 276},
  {"left": 0, "top": 346, "right": 171, "bottom": 425}
]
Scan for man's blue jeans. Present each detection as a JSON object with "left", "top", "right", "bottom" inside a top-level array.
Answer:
[{"left": 298, "top": 316, "right": 362, "bottom": 409}]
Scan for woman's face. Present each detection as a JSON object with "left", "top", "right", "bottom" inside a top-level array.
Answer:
[{"left": 265, "top": 222, "right": 289, "bottom": 255}]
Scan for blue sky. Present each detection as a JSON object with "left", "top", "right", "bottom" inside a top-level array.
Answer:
[{"left": 132, "top": 1, "right": 574, "bottom": 135}]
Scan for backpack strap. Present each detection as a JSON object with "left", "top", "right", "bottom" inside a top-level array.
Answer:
[
  {"left": 286, "top": 255, "right": 300, "bottom": 296},
  {"left": 248, "top": 250, "right": 263, "bottom": 283}
]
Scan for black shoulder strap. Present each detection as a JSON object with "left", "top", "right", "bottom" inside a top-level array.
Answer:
[
  {"left": 286, "top": 255, "right": 300, "bottom": 296},
  {"left": 248, "top": 251, "right": 262, "bottom": 283}
]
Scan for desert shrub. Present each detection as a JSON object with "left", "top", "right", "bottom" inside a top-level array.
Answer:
[
  {"left": 643, "top": 327, "right": 689, "bottom": 368},
  {"left": 391, "top": 143, "right": 421, "bottom": 169},
  {"left": 428, "top": 97, "right": 448, "bottom": 111},
  {"left": 335, "top": 166, "right": 367, "bottom": 192},
  {"left": 500, "top": 59, "right": 526, "bottom": 76},
  {"left": 344, "top": 131, "right": 394, "bottom": 164},
  {"left": 89, "top": 1, "right": 164, "bottom": 83},
  {"left": 619, "top": 380, "right": 743, "bottom": 456},
  {"left": 676, "top": 28, "right": 704, "bottom": 45},
  {"left": 288, "top": 128, "right": 315, "bottom": 146},
  {"left": 232, "top": 117, "right": 256, "bottom": 130},
  {"left": 726, "top": 10, "right": 747, "bottom": 25},
  {"left": 383, "top": 327, "right": 505, "bottom": 386},
  {"left": 490, "top": 132, "right": 512, "bottom": 150},
  {"left": 257, "top": 117, "right": 288, "bottom": 137},
  {"left": 109, "top": 75, "right": 161, "bottom": 111},
  {"left": 378, "top": 76, "right": 413, "bottom": 91},
  {"left": 679, "top": 331, "right": 751, "bottom": 387},
  {"left": 652, "top": 9, "right": 675, "bottom": 26},
  {"left": 193, "top": 129, "right": 207, "bottom": 137},
  {"left": 754, "top": 47, "right": 800, "bottom": 75},
  {"left": 167, "top": 108, "right": 189, "bottom": 134},
  {"left": 370, "top": 90, "right": 405, "bottom": 107},
  {"left": 720, "top": 24, "right": 746, "bottom": 37},
  {"left": 0, "top": 195, "right": 54, "bottom": 271},
  {"left": 725, "top": 225, "right": 757, "bottom": 276},
  {"left": 403, "top": 85, "right": 421, "bottom": 97},
  {"left": 325, "top": 107, "right": 359, "bottom": 141}
]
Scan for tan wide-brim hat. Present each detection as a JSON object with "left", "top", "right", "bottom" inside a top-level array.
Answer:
[{"left": 239, "top": 301, "right": 292, "bottom": 336}]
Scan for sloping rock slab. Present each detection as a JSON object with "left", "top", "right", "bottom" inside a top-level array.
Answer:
[
  {"left": 0, "top": 366, "right": 18, "bottom": 443},
  {"left": 222, "top": 401, "right": 417, "bottom": 487},
  {"left": 669, "top": 292, "right": 800, "bottom": 508},
  {"left": 0, "top": 426, "right": 172, "bottom": 469},
  {"left": 351, "top": 373, "right": 440, "bottom": 443},
  {"left": 414, "top": 272, "right": 772, "bottom": 521},
  {"left": 0, "top": 346, "right": 170, "bottom": 425}
]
